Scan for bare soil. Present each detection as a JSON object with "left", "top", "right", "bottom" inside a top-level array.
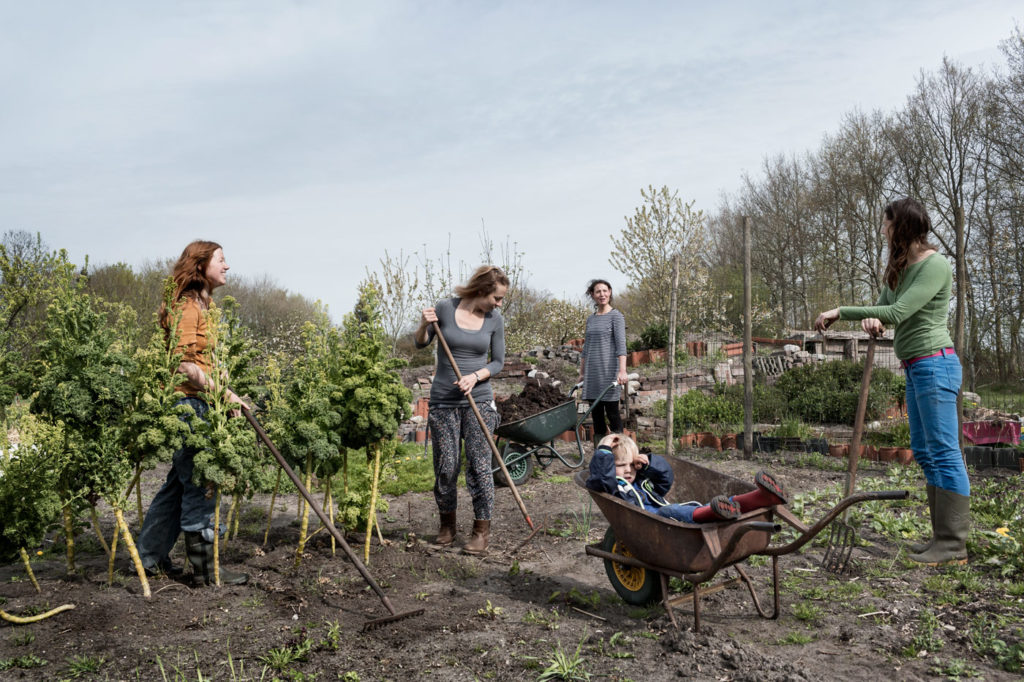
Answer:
[
  {"left": 497, "top": 381, "right": 569, "bottom": 424},
  {"left": 1, "top": 447, "right": 1020, "bottom": 681}
]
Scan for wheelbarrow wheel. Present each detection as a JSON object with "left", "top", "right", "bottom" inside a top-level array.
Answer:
[
  {"left": 600, "top": 527, "right": 663, "bottom": 606},
  {"left": 492, "top": 446, "right": 534, "bottom": 487}
]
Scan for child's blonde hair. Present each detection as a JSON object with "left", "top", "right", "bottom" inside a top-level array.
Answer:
[{"left": 599, "top": 433, "right": 639, "bottom": 464}]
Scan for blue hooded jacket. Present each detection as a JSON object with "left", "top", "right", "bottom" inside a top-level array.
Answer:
[{"left": 586, "top": 446, "right": 675, "bottom": 512}]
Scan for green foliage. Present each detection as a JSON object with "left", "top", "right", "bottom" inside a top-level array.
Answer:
[
  {"left": 333, "top": 282, "right": 411, "bottom": 451},
  {"left": 190, "top": 299, "right": 262, "bottom": 498},
  {"left": 717, "top": 381, "right": 786, "bottom": 423},
  {"left": 120, "top": 279, "right": 191, "bottom": 473},
  {"left": 0, "top": 231, "right": 79, "bottom": 403},
  {"left": 0, "top": 417, "right": 64, "bottom": 560},
  {"left": 772, "top": 359, "right": 904, "bottom": 425},
  {"left": 536, "top": 629, "right": 591, "bottom": 681},
  {"left": 657, "top": 389, "right": 742, "bottom": 431},
  {"left": 30, "top": 286, "right": 137, "bottom": 504}
]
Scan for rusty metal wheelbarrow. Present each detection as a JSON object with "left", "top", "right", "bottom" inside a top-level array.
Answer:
[
  {"left": 576, "top": 457, "right": 907, "bottom": 631},
  {"left": 492, "top": 382, "right": 618, "bottom": 486}
]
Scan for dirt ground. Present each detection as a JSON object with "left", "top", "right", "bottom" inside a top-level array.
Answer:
[{"left": 1, "top": 445, "right": 1021, "bottom": 681}]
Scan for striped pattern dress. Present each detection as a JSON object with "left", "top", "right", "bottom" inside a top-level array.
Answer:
[{"left": 582, "top": 309, "right": 626, "bottom": 402}]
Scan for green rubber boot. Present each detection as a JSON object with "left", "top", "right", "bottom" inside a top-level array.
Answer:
[
  {"left": 184, "top": 531, "right": 249, "bottom": 586},
  {"left": 907, "top": 484, "right": 936, "bottom": 554},
  {"left": 908, "top": 488, "right": 969, "bottom": 567}
]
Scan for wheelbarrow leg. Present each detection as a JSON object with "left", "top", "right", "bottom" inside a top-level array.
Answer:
[
  {"left": 733, "top": 563, "right": 779, "bottom": 620},
  {"left": 659, "top": 573, "right": 679, "bottom": 630},
  {"left": 693, "top": 581, "right": 701, "bottom": 632}
]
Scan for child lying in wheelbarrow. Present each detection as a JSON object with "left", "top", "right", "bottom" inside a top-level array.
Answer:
[{"left": 586, "top": 434, "right": 788, "bottom": 522}]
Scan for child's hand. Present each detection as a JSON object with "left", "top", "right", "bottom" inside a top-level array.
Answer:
[{"left": 633, "top": 453, "right": 649, "bottom": 470}]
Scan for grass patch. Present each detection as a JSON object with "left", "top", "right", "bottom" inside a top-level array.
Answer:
[{"left": 777, "top": 631, "right": 816, "bottom": 645}]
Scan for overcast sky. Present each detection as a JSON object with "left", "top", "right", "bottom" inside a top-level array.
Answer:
[{"left": 2, "top": 1, "right": 1020, "bottom": 319}]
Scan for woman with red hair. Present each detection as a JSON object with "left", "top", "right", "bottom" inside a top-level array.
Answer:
[{"left": 137, "top": 240, "right": 249, "bottom": 585}]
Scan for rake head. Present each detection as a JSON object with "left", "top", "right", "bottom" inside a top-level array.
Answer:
[
  {"left": 360, "top": 608, "right": 426, "bottom": 632},
  {"left": 820, "top": 519, "right": 856, "bottom": 574}
]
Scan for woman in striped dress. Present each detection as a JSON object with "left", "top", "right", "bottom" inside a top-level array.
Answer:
[{"left": 580, "top": 279, "right": 628, "bottom": 439}]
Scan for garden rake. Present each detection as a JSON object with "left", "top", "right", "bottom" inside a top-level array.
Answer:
[
  {"left": 821, "top": 333, "right": 877, "bottom": 574},
  {"left": 242, "top": 407, "right": 425, "bottom": 631}
]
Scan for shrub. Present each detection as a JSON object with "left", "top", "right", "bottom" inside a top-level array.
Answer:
[
  {"left": 772, "top": 360, "right": 904, "bottom": 425},
  {"left": 717, "top": 382, "right": 786, "bottom": 423},
  {"left": 653, "top": 389, "right": 741, "bottom": 431}
]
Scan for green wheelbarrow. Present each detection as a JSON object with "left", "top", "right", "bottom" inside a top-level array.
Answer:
[{"left": 491, "top": 382, "right": 619, "bottom": 487}]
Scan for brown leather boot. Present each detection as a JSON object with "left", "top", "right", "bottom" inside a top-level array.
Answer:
[
  {"left": 436, "top": 512, "right": 457, "bottom": 546},
  {"left": 462, "top": 520, "right": 490, "bottom": 555}
]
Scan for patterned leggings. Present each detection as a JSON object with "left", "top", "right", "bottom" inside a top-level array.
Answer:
[{"left": 428, "top": 404, "right": 500, "bottom": 520}]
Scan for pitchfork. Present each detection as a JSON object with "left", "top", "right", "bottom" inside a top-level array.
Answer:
[{"left": 821, "top": 332, "right": 878, "bottom": 574}]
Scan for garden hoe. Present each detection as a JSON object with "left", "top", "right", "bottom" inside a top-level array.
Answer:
[
  {"left": 431, "top": 322, "right": 535, "bottom": 531},
  {"left": 242, "top": 407, "right": 424, "bottom": 631},
  {"left": 821, "top": 332, "right": 877, "bottom": 574}
]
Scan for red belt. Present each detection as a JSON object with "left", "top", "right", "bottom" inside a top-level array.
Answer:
[{"left": 901, "top": 347, "right": 955, "bottom": 369}]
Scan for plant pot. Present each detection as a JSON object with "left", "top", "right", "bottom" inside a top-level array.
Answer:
[
  {"left": 648, "top": 348, "right": 667, "bottom": 362},
  {"left": 1019, "top": 455, "right": 1024, "bottom": 474},
  {"left": 847, "top": 444, "right": 868, "bottom": 460},
  {"left": 779, "top": 437, "right": 803, "bottom": 452},
  {"left": 415, "top": 428, "right": 427, "bottom": 443},
  {"left": 805, "top": 437, "right": 828, "bottom": 455},
  {"left": 995, "top": 447, "right": 1019, "bottom": 469},
  {"left": 828, "top": 444, "right": 848, "bottom": 458},
  {"left": 756, "top": 435, "right": 778, "bottom": 453},
  {"left": 896, "top": 448, "right": 914, "bottom": 465},
  {"left": 877, "top": 446, "right": 898, "bottom": 462},
  {"left": 679, "top": 433, "right": 697, "bottom": 448},
  {"left": 964, "top": 445, "right": 992, "bottom": 468},
  {"left": 697, "top": 432, "right": 721, "bottom": 450},
  {"left": 720, "top": 433, "right": 738, "bottom": 450}
]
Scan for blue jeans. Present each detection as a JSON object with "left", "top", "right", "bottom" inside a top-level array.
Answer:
[
  {"left": 137, "top": 398, "right": 216, "bottom": 569},
  {"left": 654, "top": 502, "right": 700, "bottom": 523},
  {"left": 905, "top": 352, "right": 970, "bottom": 497}
]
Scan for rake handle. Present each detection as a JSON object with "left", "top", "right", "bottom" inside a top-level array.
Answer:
[
  {"left": 431, "top": 321, "right": 534, "bottom": 530},
  {"left": 242, "top": 407, "right": 399, "bottom": 615}
]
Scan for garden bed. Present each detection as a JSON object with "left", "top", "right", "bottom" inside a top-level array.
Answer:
[{"left": 1, "top": 447, "right": 1022, "bottom": 680}]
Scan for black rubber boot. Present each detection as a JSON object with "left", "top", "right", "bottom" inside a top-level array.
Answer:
[
  {"left": 184, "top": 531, "right": 249, "bottom": 586},
  {"left": 907, "top": 484, "right": 936, "bottom": 554},
  {"left": 908, "top": 488, "right": 969, "bottom": 566},
  {"left": 144, "top": 558, "right": 184, "bottom": 578}
]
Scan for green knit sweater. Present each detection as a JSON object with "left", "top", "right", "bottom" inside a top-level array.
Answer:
[{"left": 839, "top": 253, "right": 954, "bottom": 361}]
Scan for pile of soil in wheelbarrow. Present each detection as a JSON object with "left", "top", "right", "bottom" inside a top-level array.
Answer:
[{"left": 497, "top": 380, "right": 568, "bottom": 423}]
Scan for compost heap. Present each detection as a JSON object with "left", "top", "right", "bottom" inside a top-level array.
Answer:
[{"left": 498, "top": 381, "right": 567, "bottom": 423}]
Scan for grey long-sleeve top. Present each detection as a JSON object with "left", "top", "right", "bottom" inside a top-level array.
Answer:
[{"left": 416, "top": 297, "right": 505, "bottom": 408}]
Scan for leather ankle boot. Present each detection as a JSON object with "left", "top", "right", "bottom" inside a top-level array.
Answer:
[
  {"left": 462, "top": 520, "right": 490, "bottom": 555},
  {"left": 436, "top": 512, "right": 457, "bottom": 546},
  {"left": 184, "top": 531, "right": 249, "bottom": 586}
]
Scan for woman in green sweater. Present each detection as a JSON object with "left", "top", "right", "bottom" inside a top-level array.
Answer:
[{"left": 815, "top": 198, "right": 968, "bottom": 566}]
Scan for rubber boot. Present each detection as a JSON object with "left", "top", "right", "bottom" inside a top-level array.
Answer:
[
  {"left": 184, "top": 531, "right": 249, "bottom": 585},
  {"left": 908, "top": 488, "right": 969, "bottom": 566},
  {"left": 907, "top": 484, "right": 936, "bottom": 554},
  {"left": 462, "top": 520, "right": 490, "bottom": 555},
  {"left": 144, "top": 558, "right": 184, "bottom": 578},
  {"left": 436, "top": 512, "right": 457, "bottom": 546}
]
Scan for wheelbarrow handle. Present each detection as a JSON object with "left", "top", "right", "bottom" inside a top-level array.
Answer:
[{"left": 761, "top": 489, "right": 909, "bottom": 557}]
